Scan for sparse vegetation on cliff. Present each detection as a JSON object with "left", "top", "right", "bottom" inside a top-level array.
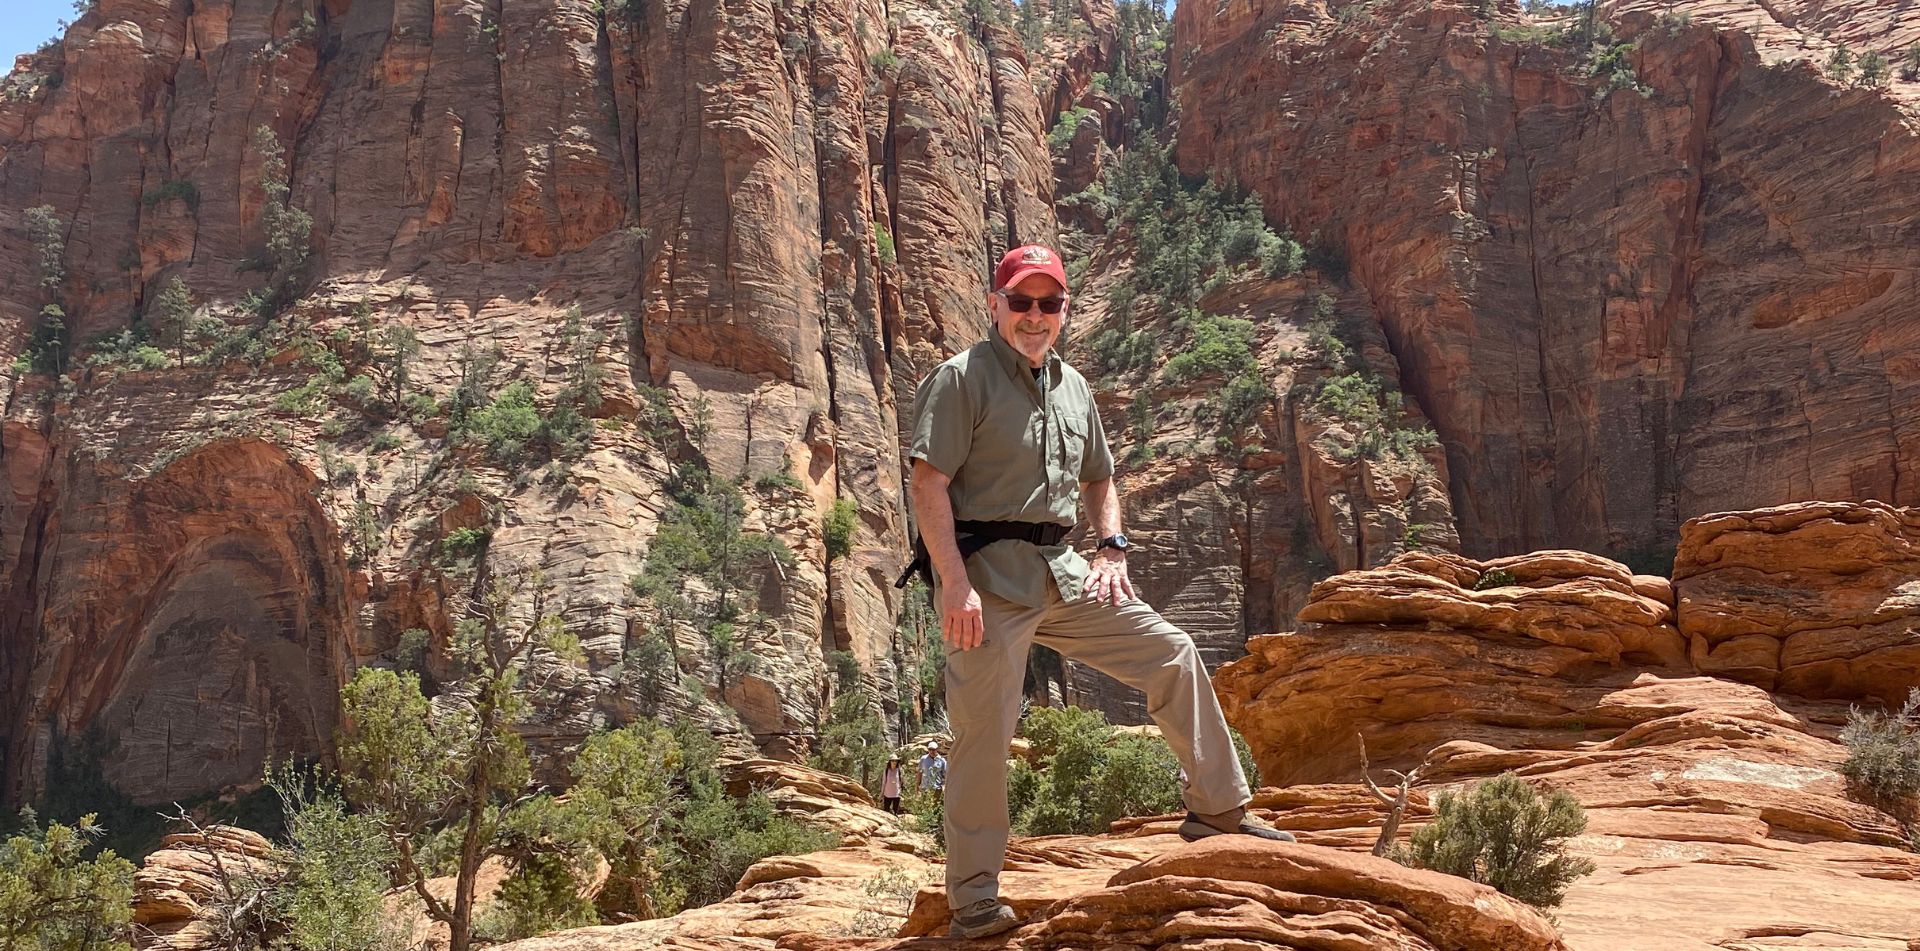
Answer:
[
  {"left": 1298, "top": 294, "right": 1440, "bottom": 466},
  {"left": 628, "top": 464, "right": 797, "bottom": 707},
  {"left": 244, "top": 126, "right": 314, "bottom": 320},
  {"left": 15, "top": 205, "right": 71, "bottom": 375}
]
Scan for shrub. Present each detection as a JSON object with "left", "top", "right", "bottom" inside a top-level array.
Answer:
[
  {"left": 1048, "top": 106, "right": 1097, "bottom": 153},
  {"left": 1826, "top": 43, "right": 1854, "bottom": 84},
  {"left": 1257, "top": 229, "right": 1306, "bottom": 278},
  {"left": 1090, "top": 327, "right": 1155, "bottom": 376},
  {"left": 1210, "top": 372, "right": 1273, "bottom": 432},
  {"left": 265, "top": 763, "right": 401, "bottom": 951},
  {"left": 1902, "top": 43, "right": 1920, "bottom": 82},
  {"left": 1399, "top": 772, "right": 1595, "bottom": 908},
  {"left": 1839, "top": 689, "right": 1920, "bottom": 808},
  {"left": 873, "top": 220, "right": 895, "bottom": 264},
  {"left": 868, "top": 48, "right": 898, "bottom": 71},
  {"left": 1162, "top": 313, "right": 1256, "bottom": 383},
  {"left": 824, "top": 498, "right": 858, "bottom": 560},
  {"left": 0, "top": 810, "right": 136, "bottom": 951},
  {"left": 579, "top": 721, "right": 837, "bottom": 916},
  {"left": 466, "top": 380, "right": 543, "bottom": 462},
  {"left": 442, "top": 526, "right": 491, "bottom": 558},
  {"left": 754, "top": 463, "right": 804, "bottom": 493},
  {"left": 1012, "top": 706, "right": 1183, "bottom": 836},
  {"left": 1473, "top": 568, "right": 1517, "bottom": 590}
]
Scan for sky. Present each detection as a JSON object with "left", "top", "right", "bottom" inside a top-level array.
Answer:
[{"left": 3, "top": 0, "right": 74, "bottom": 65}]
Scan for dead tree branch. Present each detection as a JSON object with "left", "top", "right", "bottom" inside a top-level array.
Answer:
[{"left": 1357, "top": 734, "right": 1426, "bottom": 857}]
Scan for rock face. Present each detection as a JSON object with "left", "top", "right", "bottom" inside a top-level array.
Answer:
[
  {"left": 1173, "top": 0, "right": 1920, "bottom": 560},
  {"left": 0, "top": 0, "right": 1114, "bottom": 806}
]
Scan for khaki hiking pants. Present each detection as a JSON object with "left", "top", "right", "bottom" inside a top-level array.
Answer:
[{"left": 942, "top": 582, "right": 1251, "bottom": 909}]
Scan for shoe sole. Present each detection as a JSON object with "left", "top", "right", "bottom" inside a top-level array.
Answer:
[{"left": 1177, "top": 820, "right": 1296, "bottom": 843}]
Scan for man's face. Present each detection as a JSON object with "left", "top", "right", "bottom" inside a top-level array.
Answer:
[{"left": 990, "top": 273, "right": 1068, "bottom": 368}]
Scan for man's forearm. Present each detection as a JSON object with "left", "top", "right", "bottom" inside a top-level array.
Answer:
[
  {"left": 911, "top": 465, "right": 969, "bottom": 588},
  {"left": 1083, "top": 478, "right": 1123, "bottom": 538}
]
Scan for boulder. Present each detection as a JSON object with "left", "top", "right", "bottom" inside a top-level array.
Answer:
[{"left": 1674, "top": 500, "right": 1920, "bottom": 704}]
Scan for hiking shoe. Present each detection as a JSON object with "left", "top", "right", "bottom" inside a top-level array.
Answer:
[
  {"left": 1177, "top": 810, "right": 1298, "bottom": 843},
  {"left": 948, "top": 897, "right": 1021, "bottom": 939}
]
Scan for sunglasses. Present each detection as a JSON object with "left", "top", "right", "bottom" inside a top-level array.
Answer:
[{"left": 996, "top": 290, "right": 1068, "bottom": 314}]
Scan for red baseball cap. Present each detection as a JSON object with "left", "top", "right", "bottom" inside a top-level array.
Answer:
[{"left": 994, "top": 244, "right": 1068, "bottom": 292}]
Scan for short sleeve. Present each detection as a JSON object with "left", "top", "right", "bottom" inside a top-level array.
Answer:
[
  {"left": 1078, "top": 398, "right": 1115, "bottom": 482},
  {"left": 909, "top": 363, "right": 973, "bottom": 477}
]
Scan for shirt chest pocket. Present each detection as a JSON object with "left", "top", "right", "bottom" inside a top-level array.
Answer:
[{"left": 1060, "top": 416, "right": 1087, "bottom": 477}]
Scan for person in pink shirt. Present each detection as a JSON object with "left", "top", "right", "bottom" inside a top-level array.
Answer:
[{"left": 880, "top": 754, "right": 905, "bottom": 814}]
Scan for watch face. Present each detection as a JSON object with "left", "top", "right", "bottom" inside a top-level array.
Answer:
[{"left": 1113, "top": 533, "right": 1129, "bottom": 548}]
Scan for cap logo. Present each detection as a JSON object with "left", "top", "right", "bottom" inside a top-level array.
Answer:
[{"left": 1020, "top": 247, "right": 1052, "bottom": 264}]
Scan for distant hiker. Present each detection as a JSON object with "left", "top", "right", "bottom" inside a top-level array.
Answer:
[
  {"left": 918, "top": 740, "right": 947, "bottom": 792},
  {"left": 881, "top": 755, "right": 905, "bottom": 815},
  {"left": 899, "top": 244, "right": 1294, "bottom": 940}
]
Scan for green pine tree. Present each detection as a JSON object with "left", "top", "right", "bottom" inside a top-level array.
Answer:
[{"left": 0, "top": 811, "right": 135, "bottom": 951}]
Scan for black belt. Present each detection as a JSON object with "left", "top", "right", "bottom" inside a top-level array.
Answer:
[{"left": 894, "top": 519, "right": 1073, "bottom": 590}]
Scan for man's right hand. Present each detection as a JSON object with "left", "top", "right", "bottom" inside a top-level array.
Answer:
[{"left": 940, "top": 581, "right": 986, "bottom": 651}]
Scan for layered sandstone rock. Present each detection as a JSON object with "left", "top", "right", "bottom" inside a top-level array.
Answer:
[
  {"left": 1173, "top": 0, "right": 1920, "bottom": 559},
  {"left": 1216, "top": 541, "right": 1920, "bottom": 950},
  {"left": 491, "top": 831, "right": 1569, "bottom": 951},
  {"left": 1216, "top": 548, "right": 1688, "bottom": 784},
  {"left": 1674, "top": 500, "right": 1920, "bottom": 704},
  {"left": 133, "top": 825, "right": 277, "bottom": 951}
]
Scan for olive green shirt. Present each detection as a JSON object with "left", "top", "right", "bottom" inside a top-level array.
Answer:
[{"left": 908, "top": 326, "right": 1115, "bottom": 608}]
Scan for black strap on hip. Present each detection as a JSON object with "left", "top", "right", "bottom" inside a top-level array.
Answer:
[{"left": 893, "top": 519, "right": 1073, "bottom": 590}]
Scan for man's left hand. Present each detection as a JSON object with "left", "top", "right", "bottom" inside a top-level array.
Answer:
[{"left": 1084, "top": 549, "right": 1135, "bottom": 605}]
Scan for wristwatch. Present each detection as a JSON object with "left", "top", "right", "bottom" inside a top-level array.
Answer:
[{"left": 1097, "top": 533, "right": 1130, "bottom": 553}]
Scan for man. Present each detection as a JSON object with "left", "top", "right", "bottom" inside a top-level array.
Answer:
[
  {"left": 918, "top": 740, "right": 948, "bottom": 792},
  {"left": 905, "top": 244, "right": 1293, "bottom": 940}
]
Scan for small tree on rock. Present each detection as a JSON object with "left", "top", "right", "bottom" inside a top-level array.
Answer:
[
  {"left": 1399, "top": 772, "right": 1595, "bottom": 908},
  {"left": 336, "top": 568, "right": 582, "bottom": 951},
  {"left": 1855, "top": 50, "right": 1890, "bottom": 88}
]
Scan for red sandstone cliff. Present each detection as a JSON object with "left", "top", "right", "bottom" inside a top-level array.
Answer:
[
  {"left": 0, "top": 0, "right": 1111, "bottom": 805},
  {"left": 5, "top": 0, "right": 1920, "bottom": 813},
  {"left": 1172, "top": 0, "right": 1920, "bottom": 560}
]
